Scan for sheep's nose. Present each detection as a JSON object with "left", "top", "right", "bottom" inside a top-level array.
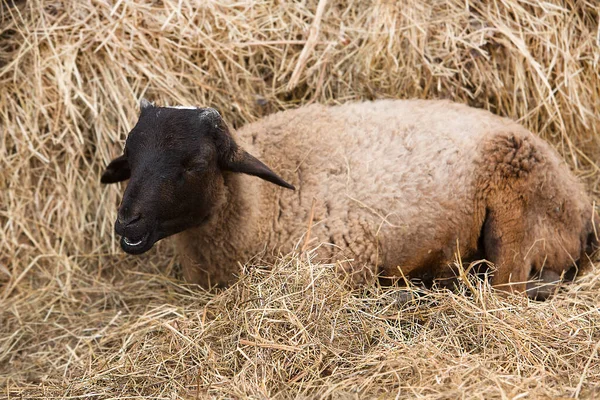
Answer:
[{"left": 117, "top": 213, "right": 141, "bottom": 227}]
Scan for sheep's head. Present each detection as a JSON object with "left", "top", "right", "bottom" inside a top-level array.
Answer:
[{"left": 101, "top": 99, "right": 294, "bottom": 254}]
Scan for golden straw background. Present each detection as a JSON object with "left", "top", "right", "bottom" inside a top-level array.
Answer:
[{"left": 1, "top": 0, "right": 600, "bottom": 398}]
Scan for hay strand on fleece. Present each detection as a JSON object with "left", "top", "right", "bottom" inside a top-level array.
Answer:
[{"left": 1, "top": 0, "right": 600, "bottom": 398}]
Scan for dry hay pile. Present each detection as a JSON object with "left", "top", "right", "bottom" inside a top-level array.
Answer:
[{"left": 1, "top": 0, "right": 600, "bottom": 398}]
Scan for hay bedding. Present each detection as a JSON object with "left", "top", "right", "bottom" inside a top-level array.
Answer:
[{"left": 1, "top": 0, "right": 600, "bottom": 398}]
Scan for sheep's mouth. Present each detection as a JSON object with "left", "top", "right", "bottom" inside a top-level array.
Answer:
[
  {"left": 120, "top": 233, "right": 153, "bottom": 254},
  {"left": 124, "top": 236, "right": 143, "bottom": 247}
]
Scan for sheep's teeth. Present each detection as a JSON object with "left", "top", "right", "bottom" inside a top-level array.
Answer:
[{"left": 124, "top": 237, "right": 143, "bottom": 246}]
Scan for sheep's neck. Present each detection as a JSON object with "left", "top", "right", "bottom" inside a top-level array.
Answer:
[{"left": 173, "top": 171, "right": 269, "bottom": 287}]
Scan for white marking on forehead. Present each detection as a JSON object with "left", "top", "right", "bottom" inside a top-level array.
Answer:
[{"left": 165, "top": 106, "right": 198, "bottom": 110}]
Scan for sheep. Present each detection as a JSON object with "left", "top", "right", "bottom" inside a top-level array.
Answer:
[{"left": 101, "top": 98, "right": 598, "bottom": 298}]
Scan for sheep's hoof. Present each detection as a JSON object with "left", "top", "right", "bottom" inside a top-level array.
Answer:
[{"left": 526, "top": 270, "right": 561, "bottom": 301}]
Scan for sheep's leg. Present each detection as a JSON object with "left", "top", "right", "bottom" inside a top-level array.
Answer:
[
  {"left": 181, "top": 259, "right": 234, "bottom": 288},
  {"left": 180, "top": 255, "right": 222, "bottom": 288},
  {"left": 182, "top": 260, "right": 204, "bottom": 284},
  {"left": 482, "top": 209, "right": 531, "bottom": 294}
]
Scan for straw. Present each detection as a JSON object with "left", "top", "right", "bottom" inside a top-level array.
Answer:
[{"left": 1, "top": 0, "right": 599, "bottom": 398}]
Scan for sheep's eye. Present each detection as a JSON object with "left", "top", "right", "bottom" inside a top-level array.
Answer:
[{"left": 183, "top": 160, "right": 206, "bottom": 173}]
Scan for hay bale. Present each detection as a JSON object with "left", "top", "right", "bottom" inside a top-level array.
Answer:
[{"left": 1, "top": 0, "right": 599, "bottom": 397}]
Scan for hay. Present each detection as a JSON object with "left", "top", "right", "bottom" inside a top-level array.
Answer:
[{"left": 1, "top": 0, "right": 600, "bottom": 398}]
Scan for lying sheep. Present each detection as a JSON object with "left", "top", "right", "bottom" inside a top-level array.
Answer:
[{"left": 101, "top": 99, "right": 598, "bottom": 298}]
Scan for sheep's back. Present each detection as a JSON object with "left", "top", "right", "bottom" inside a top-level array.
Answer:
[{"left": 235, "top": 100, "right": 527, "bottom": 268}]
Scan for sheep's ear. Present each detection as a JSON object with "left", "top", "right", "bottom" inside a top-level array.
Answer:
[
  {"left": 223, "top": 150, "right": 295, "bottom": 190},
  {"left": 101, "top": 154, "right": 131, "bottom": 184},
  {"left": 198, "top": 107, "right": 295, "bottom": 190}
]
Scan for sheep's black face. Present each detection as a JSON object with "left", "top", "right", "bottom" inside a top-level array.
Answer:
[{"left": 101, "top": 99, "right": 294, "bottom": 255}]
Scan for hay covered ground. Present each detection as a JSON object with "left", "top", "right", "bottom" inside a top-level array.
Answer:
[{"left": 1, "top": 0, "right": 600, "bottom": 398}]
